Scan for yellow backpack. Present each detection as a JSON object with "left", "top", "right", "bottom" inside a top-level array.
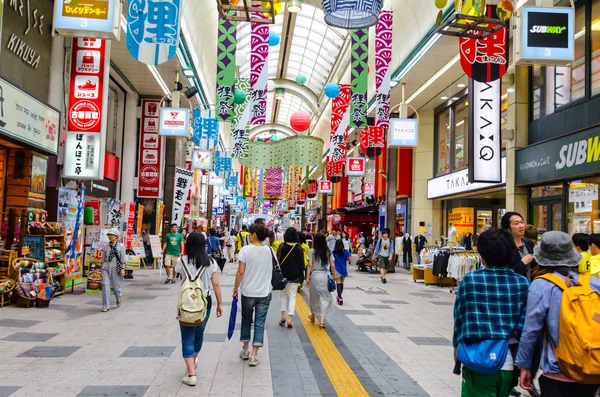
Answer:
[{"left": 539, "top": 273, "right": 600, "bottom": 384}]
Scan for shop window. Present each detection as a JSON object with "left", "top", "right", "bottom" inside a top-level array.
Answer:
[
  {"left": 531, "top": 184, "right": 564, "bottom": 198},
  {"left": 454, "top": 98, "right": 469, "bottom": 170},
  {"left": 531, "top": 5, "right": 586, "bottom": 119},
  {"left": 591, "top": 0, "right": 600, "bottom": 96},
  {"left": 436, "top": 108, "right": 451, "bottom": 175},
  {"left": 567, "top": 177, "right": 600, "bottom": 234}
]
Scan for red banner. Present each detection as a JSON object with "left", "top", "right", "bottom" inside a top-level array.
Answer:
[
  {"left": 126, "top": 202, "right": 135, "bottom": 250},
  {"left": 137, "top": 99, "right": 162, "bottom": 198},
  {"left": 308, "top": 179, "right": 317, "bottom": 198},
  {"left": 360, "top": 126, "right": 385, "bottom": 159},
  {"left": 327, "top": 84, "right": 350, "bottom": 181}
]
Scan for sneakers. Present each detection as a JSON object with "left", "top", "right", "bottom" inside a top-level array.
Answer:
[
  {"left": 182, "top": 374, "right": 196, "bottom": 386},
  {"left": 77, "top": 80, "right": 96, "bottom": 91},
  {"left": 239, "top": 350, "right": 250, "bottom": 360},
  {"left": 171, "top": 278, "right": 176, "bottom": 284},
  {"left": 509, "top": 388, "right": 521, "bottom": 396},
  {"left": 382, "top": 278, "right": 388, "bottom": 284},
  {"left": 164, "top": 278, "right": 171, "bottom": 284},
  {"left": 117, "top": 300, "right": 121, "bottom": 308},
  {"left": 101, "top": 308, "right": 109, "bottom": 312},
  {"left": 248, "top": 356, "right": 260, "bottom": 367}
]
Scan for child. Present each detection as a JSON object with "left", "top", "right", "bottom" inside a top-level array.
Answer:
[
  {"left": 588, "top": 234, "right": 600, "bottom": 276},
  {"left": 572, "top": 233, "right": 591, "bottom": 273}
]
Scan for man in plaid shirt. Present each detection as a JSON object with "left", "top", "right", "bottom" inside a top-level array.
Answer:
[{"left": 453, "top": 228, "right": 529, "bottom": 397}]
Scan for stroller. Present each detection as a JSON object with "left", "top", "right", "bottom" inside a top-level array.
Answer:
[{"left": 356, "top": 249, "right": 379, "bottom": 273}]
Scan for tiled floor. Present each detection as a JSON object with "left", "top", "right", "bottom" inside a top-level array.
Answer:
[{"left": 0, "top": 261, "right": 534, "bottom": 397}]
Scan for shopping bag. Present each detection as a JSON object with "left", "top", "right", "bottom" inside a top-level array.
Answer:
[{"left": 227, "top": 297, "right": 238, "bottom": 340}]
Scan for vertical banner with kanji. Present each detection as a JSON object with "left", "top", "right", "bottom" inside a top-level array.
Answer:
[
  {"left": 350, "top": 29, "right": 368, "bottom": 129},
  {"left": 171, "top": 167, "right": 194, "bottom": 227},
  {"left": 375, "top": 11, "right": 393, "bottom": 130},
  {"left": 231, "top": 77, "right": 251, "bottom": 158},
  {"left": 216, "top": 12, "right": 236, "bottom": 121},
  {"left": 250, "top": 18, "right": 269, "bottom": 125},
  {"left": 360, "top": 126, "right": 385, "bottom": 159},
  {"left": 126, "top": 202, "right": 135, "bottom": 249},
  {"left": 193, "top": 110, "right": 219, "bottom": 150},
  {"left": 138, "top": 99, "right": 162, "bottom": 197},
  {"left": 63, "top": 38, "right": 110, "bottom": 179},
  {"left": 192, "top": 108, "right": 202, "bottom": 147},
  {"left": 327, "top": 84, "right": 350, "bottom": 181}
]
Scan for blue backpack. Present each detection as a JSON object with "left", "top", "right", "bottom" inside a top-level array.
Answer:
[{"left": 456, "top": 339, "right": 509, "bottom": 375}]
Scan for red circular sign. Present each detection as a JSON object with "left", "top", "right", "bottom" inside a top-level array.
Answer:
[
  {"left": 140, "top": 165, "right": 159, "bottom": 184},
  {"left": 69, "top": 100, "right": 101, "bottom": 130}
]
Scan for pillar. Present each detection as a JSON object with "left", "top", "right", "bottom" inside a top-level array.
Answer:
[
  {"left": 121, "top": 92, "right": 138, "bottom": 203},
  {"left": 505, "top": 65, "right": 529, "bottom": 215},
  {"left": 320, "top": 192, "right": 327, "bottom": 231},
  {"left": 48, "top": 36, "right": 65, "bottom": 113},
  {"left": 385, "top": 147, "right": 398, "bottom": 273}
]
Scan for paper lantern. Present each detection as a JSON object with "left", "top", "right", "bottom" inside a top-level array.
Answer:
[
  {"left": 296, "top": 74, "right": 307, "bottom": 86},
  {"left": 234, "top": 88, "right": 247, "bottom": 104},
  {"left": 268, "top": 31, "right": 281, "bottom": 46},
  {"left": 328, "top": 47, "right": 338, "bottom": 58},
  {"left": 267, "top": 80, "right": 275, "bottom": 91},
  {"left": 322, "top": 0, "right": 384, "bottom": 29},
  {"left": 290, "top": 111, "right": 311, "bottom": 132},
  {"left": 324, "top": 83, "right": 341, "bottom": 99},
  {"left": 236, "top": 53, "right": 248, "bottom": 67}
]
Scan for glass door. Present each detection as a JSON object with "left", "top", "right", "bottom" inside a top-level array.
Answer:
[{"left": 530, "top": 200, "right": 563, "bottom": 235}]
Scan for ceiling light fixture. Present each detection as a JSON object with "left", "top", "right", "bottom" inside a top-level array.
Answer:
[
  {"left": 287, "top": 0, "right": 302, "bottom": 13},
  {"left": 406, "top": 54, "right": 460, "bottom": 104},
  {"left": 441, "top": 96, "right": 448, "bottom": 100},
  {"left": 457, "top": 83, "right": 466, "bottom": 88},
  {"left": 451, "top": 97, "right": 459, "bottom": 100},
  {"left": 147, "top": 65, "right": 171, "bottom": 96},
  {"left": 183, "top": 69, "right": 195, "bottom": 77},
  {"left": 275, "top": 87, "right": 286, "bottom": 100}
]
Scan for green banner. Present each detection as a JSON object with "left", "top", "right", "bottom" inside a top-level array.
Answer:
[
  {"left": 516, "top": 125, "right": 600, "bottom": 186},
  {"left": 216, "top": 12, "right": 236, "bottom": 122},
  {"left": 231, "top": 77, "right": 250, "bottom": 158},
  {"left": 350, "top": 28, "right": 369, "bottom": 129},
  {"left": 239, "top": 135, "right": 324, "bottom": 169}
]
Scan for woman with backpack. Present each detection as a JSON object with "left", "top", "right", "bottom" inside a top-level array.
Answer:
[
  {"left": 306, "top": 233, "right": 335, "bottom": 329},
  {"left": 277, "top": 228, "right": 305, "bottom": 328},
  {"left": 233, "top": 223, "right": 272, "bottom": 367},
  {"left": 516, "top": 231, "right": 600, "bottom": 397},
  {"left": 332, "top": 239, "right": 351, "bottom": 305},
  {"left": 176, "top": 232, "right": 223, "bottom": 387}
]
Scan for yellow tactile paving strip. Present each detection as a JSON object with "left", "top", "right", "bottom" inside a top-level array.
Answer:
[{"left": 296, "top": 295, "right": 370, "bottom": 397}]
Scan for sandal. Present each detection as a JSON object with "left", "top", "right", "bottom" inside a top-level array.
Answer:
[
  {"left": 279, "top": 319, "right": 286, "bottom": 326},
  {"left": 308, "top": 314, "right": 315, "bottom": 323},
  {"left": 287, "top": 322, "right": 293, "bottom": 329},
  {"left": 319, "top": 322, "right": 326, "bottom": 329}
]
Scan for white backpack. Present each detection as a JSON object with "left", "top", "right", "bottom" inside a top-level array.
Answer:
[{"left": 177, "top": 260, "right": 208, "bottom": 326}]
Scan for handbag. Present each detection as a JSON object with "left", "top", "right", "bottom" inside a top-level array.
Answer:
[
  {"left": 456, "top": 339, "right": 509, "bottom": 375},
  {"left": 270, "top": 248, "right": 287, "bottom": 290},
  {"left": 321, "top": 259, "right": 336, "bottom": 292}
]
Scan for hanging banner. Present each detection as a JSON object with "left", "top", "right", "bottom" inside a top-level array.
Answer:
[
  {"left": 250, "top": 18, "right": 269, "bottom": 125},
  {"left": 231, "top": 77, "right": 251, "bottom": 158},
  {"left": 126, "top": 202, "right": 135, "bottom": 250},
  {"left": 360, "top": 125, "right": 385, "bottom": 159},
  {"left": 64, "top": 38, "right": 110, "bottom": 180},
  {"left": 319, "top": 180, "right": 333, "bottom": 194},
  {"left": 195, "top": 110, "right": 219, "bottom": 150},
  {"left": 192, "top": 108, "right": 202, "bottom": 146},
  {"left": 327, "top": 84, "right": 351, "bottom": 180},
  {"left": 265, "top": 168, "right": 283, "bottom": 198},
  {"left": 137, "top": 204, "right": 144, "bottom": 234},
  {"left": 346, "top": 157, "right": 366, "bottom": 176},
  {"left": 216, "top": 12, "right": 236, "bottom": 121},
  {"left": 192, "top": 149, "right": 212, "bottom": 169},
  {"left": 375, "top": 11, "right": 393, "bottom": 130},
  {"left": 126, "top": 0, "right": 182, "bottom": 65},
  {"left": 308, "top": 179, "right": 317, "bottom": 198},
  {"left": 171, "top": 167, "right": 194, "bottom": 226},
  {"left": 350, "top": 28, "right": 369, "bottom": 129},
  {"left": 138, "top": 99, "right": 162, "bottom": 198},
  {"left": 468, "top": 78, "right": 502, "bottom": 183},
  {"left": 85, "top": 199, "right": 101, "bottom": 225},
  {"left": 459, "top": 5, "right": 508, "bottom": 83},
  {"left": 106, "top": 199, "right": 125, "bottom": 227}
]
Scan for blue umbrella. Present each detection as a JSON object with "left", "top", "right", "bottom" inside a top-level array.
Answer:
[{"left": 227, "top": 297, "right": 238, "bottom": 340}]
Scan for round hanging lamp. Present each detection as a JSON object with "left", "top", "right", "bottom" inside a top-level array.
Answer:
[
  {"left": 290, "top": 111, "right": 311, "bottom": 132},
  {"left": 324, "top": 82, "right": 341, "bottom": 99},
  {"left": 268, "top": 31, "right": 281, "bottom": 46},
  {"left": 322, "top": 0, "right": 384, "bottom": 29},
  {"left": 267, "top": 80, "right": 275, "bottom": 91},
  {"left": 287, "top": 0, "right": 302, "bottom": 12},
  {"left": 233, "top": 88, "right": 247, "bottom": 104},
  {"left": 295, "top": 74, "right": 307, "bottom": 86}
]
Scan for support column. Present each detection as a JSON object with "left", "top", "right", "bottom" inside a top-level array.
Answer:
[
  {"left": 385, "top": 147, "right": 398, "bottom": 273},
  {"left": 121, "top": 92, "right": 138, "bottom": 203},
  {"left": 320, "top": 192, "right": 327, "bottom": 231},
  {"left": 505, "top": 65, "right": 529, "bottom": 215},
  {"left": 206, "top": 184, "right": 214, "bottom": 227}
]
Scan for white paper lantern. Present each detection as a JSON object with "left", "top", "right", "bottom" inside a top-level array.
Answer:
[
  {"left": 327, "top": 47, "right": 338, "bottom": 59},
  {"left": 267, "top": 80, "right": 276, "bottom": 92},
  {"left": 236, "top": 53, "right": 248, "bottom": 67}
]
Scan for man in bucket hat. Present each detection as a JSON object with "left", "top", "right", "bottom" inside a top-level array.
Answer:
[
  {"left": 516, "top": 231, "right": 600, "bottom": 397},
  {"left": 101, "top": 228, "right": 126, "bottom": 312}
]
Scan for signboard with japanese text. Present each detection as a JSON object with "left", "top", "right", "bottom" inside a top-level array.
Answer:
[
  {"left": 250, "top": 19, "right": 268, "bottom": 125},
  {"left": 0, "top": 76, "right": 60, "bottom": 155},
  {"left": 350, "top": 29, "right": 368, "bottom": 129},
  {"left": 192, "top": 150, "right": 212, "bottom": 170},
  {"left": 64, "top": 38, "right": 110, "bottom": 179},
  {"left": 319, "top": 180, "right": 333, "bottom": 194},
  {"left": 209, "top": 172, "right": 223, "bottom": 186},
  {"left": 389, "top": 118, "right": 418, "bottom": 147},
  {"left": 126, "top": 0, "right": 182, "bottom": 65},
  {"left": 138, "top": 99, "right": 162, "bottom": 198},
  {"left": 216, "top": 14, "right": 237, "bottom": 122},
  {"left": 159, "top": 107, "right": 189, "bottom": 137},
  {"left": 126, "top": 202, "right": 135, "bottom": 250},
  {"left": 106, "top": 199, "right": 125, "bottom": 228},
  {"left": 375, "top": 11, "right": 393, "bottom": 130},
  {"left": 346, "top": 158, "right": 366, "bottom": 176},
  {"left": 360, "top": 125, "right": 385, "bottom": 159},
  {"left": 53, "top": 0, "right": 121, "bottom": 40},
  {"left": 327, "top": 84, "right": 350, "bottom": 180},
  {"left": 85, "top": 199, "right": 101, "bottom": 225},
  {"left": 171, "top": 167, "right": 194, "bottom": 226}
]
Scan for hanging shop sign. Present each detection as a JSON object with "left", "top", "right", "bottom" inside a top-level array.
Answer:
[
  {"left": 250, "top": 19, "right": 269, "bottom": 125},
  {"left": 64, "top": 38, "right": 110, "bottom": 179},
  {"left": 106, "top": 199, "right": 125, "bottom": 227},
  {"left": 389, "top": 118, "right": 418, "bottom": 147},
  {"left": 209, "top": 172, "right": 223, "bottom": 186},
  {"left": 428, "top": 157, "right": 506, "bottom": 199},
  {"left": 159, "top": 107, "right": 189, "bottom": 137},
  {"left": 459, "top": 5, "right": 508, "bottom": 83},
  {"left": 350, "top": 29, "right": 369, "bottom": 129},
  {"left": 319, "top": 180, "right": 333, "bottom": 194},
  {"left": 360, "top": 125, "right": 385, "bottom": 159},
  {"left": 516, "top": 125, "right": 600, "bottom": 186},
  {"left": 85, "top": 199, "right": 101, "bottom": 225},
  {"left": 192, "top": 109, "right": 219, "bottom": 150},
  {"left": 192, "top": 149, "right": 212, "bottom": 170},
  {"left": 0, "top": 76, "right": 60, "bottom": 154},
  {"left": 126, "top": 202, "right": 135, "bottom": 250},
  {"left": 171, "top": 167, "right": 193, "bottom": 226},
  {"left": 53, "top": 0, "right": 121, "bottom": 40},
  {"left": 515, "top": 6, "right": 574, "bottom": 66},
  {"left": 375, "top": 11, "right": 393, "bottom": 130},
  {"left": 138, "top": 99, "right": 162, "bottom": 198},
  {"left": 216, "top": 13, "right": 237, "bottom": 122},
  {"left": 346, "top": 157, "right": 366, "bottom": 176},
  {"left": 327, "top": 84, "right": 350, "bottom": 179},
  {"left": 308, "top": 179, "right": 318, "bottom": 198},
  {"left": 468, "top": 79, "right": 502, "bottom": 183},
  {"left": 126, "top": 0, "right": 182, "bottom": 65}
]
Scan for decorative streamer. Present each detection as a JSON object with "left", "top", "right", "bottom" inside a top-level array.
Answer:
[
  {"left": 265, "top": 168, "right": 283, "bottom": 198},
  {"left": 250, "top": 17, "right": 269, "bottom": 125},
  {"left": 327, "top": 84, "right": 351, "bottom": 181},
  {"left": 193, "top": 108, "right": 202, "bottom": 147},
  {"left": 375, "top": 11, "right": 393, "bottom": 130},
  {"left": 360, "top": 125, "right": 385, "bottom": 159},
  {"left": 216, "top": 12, "right": 237, "bottom": 122},
  {"left": 350, "top": 28, "right": 369, "bottom": 129},
  {"left": 231, "top": 77, "right": 251, "bottom": 158}
]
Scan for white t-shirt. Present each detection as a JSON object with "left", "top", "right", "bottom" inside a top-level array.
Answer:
[
  {"left": 238, "top": 244, "right": 273, "bottom": 297},
  {"left": 176, "top": 256, "right": 219, "bottom": 296}
]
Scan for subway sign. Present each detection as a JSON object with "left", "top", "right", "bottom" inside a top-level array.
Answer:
[{"left": 516, "top": 125, "right": 600, "bottom": 186}]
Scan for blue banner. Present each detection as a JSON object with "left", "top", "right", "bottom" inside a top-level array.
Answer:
[{"left": 193, "top": 108, "right": 202, "bottom": 146}]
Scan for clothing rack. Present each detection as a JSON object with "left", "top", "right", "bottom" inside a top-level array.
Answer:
[{"left": 446, "top": 250, "right": 480, "bottom": 293}]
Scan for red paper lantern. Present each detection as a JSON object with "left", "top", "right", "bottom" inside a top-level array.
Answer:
[{"left": 290, "top": 111, "right": 311, "bottom": 132}]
